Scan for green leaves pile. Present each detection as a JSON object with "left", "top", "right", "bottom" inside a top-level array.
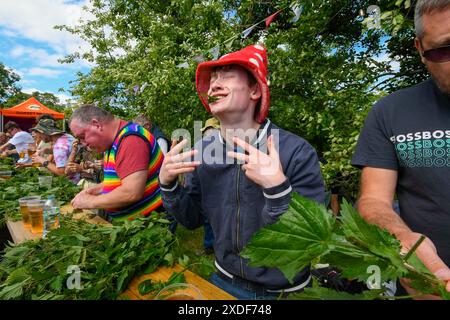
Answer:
[
  {"left": 137, "top": 271, "right": 186, "bottom": 298},
  {"left": 0, "top": 215, "right": 175, "bottom": 300},
  {"left": 0, "top": 164, "right": 81, "bottom": 226},
  {"left": 241, "top": 193, "right": 450, "bottom": 300}
]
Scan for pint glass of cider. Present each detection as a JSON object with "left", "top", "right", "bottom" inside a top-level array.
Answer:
[
  {"left": 18, "top": 196, "right": 41, "bottom": 230},
  {"left": 27, "top": 200, "right": 46, "bottom": 234}
]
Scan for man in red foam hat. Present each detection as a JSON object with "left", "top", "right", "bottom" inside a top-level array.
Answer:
[{"left": 159, "top": 44, "right": 325, "bottom": 299}]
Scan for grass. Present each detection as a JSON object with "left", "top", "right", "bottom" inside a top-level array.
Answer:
[{"left": 172, "top": 224, "right": 215, "bottom": 281}]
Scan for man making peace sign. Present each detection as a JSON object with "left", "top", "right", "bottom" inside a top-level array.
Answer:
[{"left": 159, "top": 44, "right": 325, "bottom": 299}]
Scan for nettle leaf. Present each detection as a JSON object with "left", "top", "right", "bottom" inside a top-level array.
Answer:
[
  {"left": 137, "top": 271, "right": 186, "bottom": 297},
  {"left": 0, "top": 281, "right": 27, "bottom": 300},
  {"left": 116, "top": 270, "right": 129, "bottom": 293},
  {"left": 0, "top": 215, "right": 175, "bottom": 300},
  {"left": 243, "top": 193, "right": 450, "bottom": 299},
  {"left": 3, "top": 246, "right": 31, "bottom": 259},
  {"left": 4, "top": 267, "right": 29, "bottom": 285},
  {"left": 167, "top": 271, "right": 185, "bottom": 285},
  {"left": 163, "top": 253, "right": 174, "bottom": 265},
  {"left": 241, "top": 193, "right": 336, "bottom": 283},
  {"left": 323, "top": 252, "right": 388, "bottom": 283},
  {"left": 324, "top": 234, "right": 404, "bottom": 282},
  {"left": 339, "top": 199, "right": 404, "bottom": 267},
  {"left": 50, "top": 275, "right": 64, "bottom": 292},
  {"left": 403, "top": 254, "right": 449, "bottom": 298},
  {"left": 405, "top": 253, "right": 433, "bottom": 275},
  {"left": 138, "top": 279, "right": 157, "bottom": 296}
]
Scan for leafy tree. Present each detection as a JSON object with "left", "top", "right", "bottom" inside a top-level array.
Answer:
[{"left": 0, "top": 62, "right": 21, "bottom": 106}]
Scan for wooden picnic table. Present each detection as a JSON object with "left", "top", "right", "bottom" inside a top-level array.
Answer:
[{"left": 6, "top": 204, "right": 235, "bottom": 300}]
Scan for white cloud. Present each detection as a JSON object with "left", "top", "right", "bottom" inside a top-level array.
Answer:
[
  {"left": 0, "top": 29, "right": 18, "bottom": 38},
  {"left": 0, "top": 0, "right": 94, "bottom": 56},
  {"left": 0, "top": 1, "right": 97, "bottom": 102},
  {"left": 10, "top": 44, "right": 95, "bottom": 72},
  {"left": 10, "top": 45, "right": 62, "bottom": 68},
  {"left": 27, "top": 67, "right": 63, "bottom": 78}
]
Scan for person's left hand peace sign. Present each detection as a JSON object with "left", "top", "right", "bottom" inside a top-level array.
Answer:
[{"left": 227, "top": 135, "right": 287, "bottom": 189}]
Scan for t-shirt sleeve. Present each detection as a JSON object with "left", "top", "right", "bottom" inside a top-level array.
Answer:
[
  {"left": 115, "top": 135, "right": 150, "bottom": 179},
  {"left": 351, "top": 101, "right": 399, "bottom": 170}
]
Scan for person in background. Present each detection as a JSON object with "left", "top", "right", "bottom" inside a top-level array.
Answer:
[
  {"left": 0, "top": 132, "right": 17, "bottom": 161},
  {"left": 30, "top": 119, "right": 75, "bottom": 180},
  {"left": 133, "top": 114, "right": 170, "bottom": 155},
  {"left": 0, "top": 121, "right": 34, "bottom": 163},
  {"left": 201, "top": 117, "right": 220, "bottom": 137},
  {"left": 69, "top": 105, "right": 164, "bottom": 222},
  {"left": 65, "top": 139, "right": 103, "bottom": 185},
  {"left": 352, "top": 0, "right": 450, "bottom": 298},
  {"left": 30, "top": 130, "right": 45, "bottom": 156},
  {"left": 0, "top": 132, "right": 8, "bottom": 145},
  {"left": 33, "top": 114, "right": 55, "bottom": 156}
]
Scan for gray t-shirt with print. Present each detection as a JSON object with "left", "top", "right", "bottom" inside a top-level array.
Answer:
[{"left": 352, "top": 79, "right": 450, "bottom": 266}]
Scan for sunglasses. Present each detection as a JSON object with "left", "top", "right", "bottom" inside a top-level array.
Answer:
[{"left": 422, "top": 44, "right": 450, "bottom": 63}]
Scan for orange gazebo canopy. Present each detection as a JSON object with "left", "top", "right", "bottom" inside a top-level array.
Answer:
[{"left": 0, "top": 97, "right": 64, "bottom": 120}]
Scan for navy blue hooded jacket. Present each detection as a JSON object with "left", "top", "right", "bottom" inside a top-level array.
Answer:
[{"left": 160, "top": 119, "right": 325, "bottom": 289}]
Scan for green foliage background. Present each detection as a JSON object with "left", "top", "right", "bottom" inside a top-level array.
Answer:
[{"left": 53, "top": 0, "right": 427, "bottom": 199}]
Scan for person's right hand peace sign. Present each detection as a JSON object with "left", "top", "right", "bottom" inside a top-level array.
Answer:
[{"left": 159, "top": 139, "right": 200, "bottom": 185}]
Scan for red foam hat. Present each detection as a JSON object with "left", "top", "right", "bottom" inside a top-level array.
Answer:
[{"left": 196, "top": 44, "right": 270, "bottom": 124}]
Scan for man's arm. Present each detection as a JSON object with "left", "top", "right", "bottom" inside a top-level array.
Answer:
[
  {"left": 32, "top": 154, "right": 66, "bottom": 176},
  {"left": 46, "top": 162, "right": 66, "bottom": 176},
  {"left": 0, "top": 143, "right": 12, "bottom": 153},
  {"left": 358, "top": 167, "right": 450, "bottom": 294},
  {"left": 85, "top": 183, "right": 103, "bottom": 195},
  {"left": 357, "top": 167, "right": 411, "bottom": 237},
  {"left": 72, "top": 170, "right": 147, "bottom": 209},
  {"left": 4, "top": 148, "right": 17, "bottom": 156}
]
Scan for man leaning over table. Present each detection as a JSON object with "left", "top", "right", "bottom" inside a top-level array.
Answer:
[
  {"left": 30, "top": 119, "right": 75, "bottom": 180},
  {"left": 69, "top": 104, "right": 164, "bottom": 222},
  {"left": 0, "top": 121, "right": 34, "bottom": 163}
]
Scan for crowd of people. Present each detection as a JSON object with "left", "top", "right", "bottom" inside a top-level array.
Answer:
[
  {"left": 0, "top": 115, "right": 103, "bottom": 186},
  {"left": 0, "top": 0, "right": 448, "bottom": 300}
]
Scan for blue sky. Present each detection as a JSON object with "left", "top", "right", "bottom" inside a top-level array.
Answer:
[{"left": 0, "top": 0, "right": 94, "bottom": 104}]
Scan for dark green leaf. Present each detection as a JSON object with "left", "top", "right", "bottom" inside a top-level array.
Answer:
[{"left": 242, "top": 193, "right": 335, "bottom": 282}]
